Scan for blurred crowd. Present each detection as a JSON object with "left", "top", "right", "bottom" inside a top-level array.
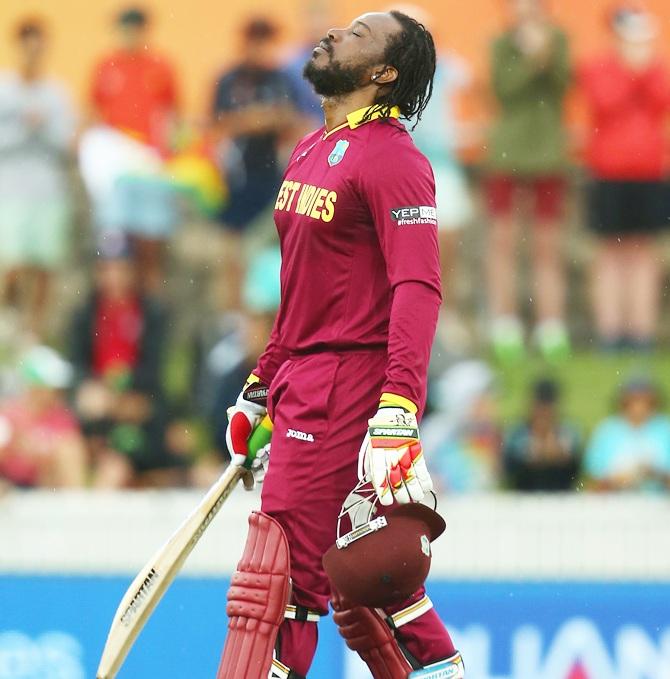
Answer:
[{"left": 1, "top": 1, "right": 670, "bottom": 494}]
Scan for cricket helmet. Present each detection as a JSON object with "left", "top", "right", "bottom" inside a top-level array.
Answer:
[{"left": 322, "top": 481, "right": 445, "bottom": 608}]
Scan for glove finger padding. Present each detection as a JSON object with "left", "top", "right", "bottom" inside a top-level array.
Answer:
[
  {"left": 225, "top": 376, "right": 269, "bottom": 467},
  {"left": 369, "top": 441, "right": 395, "bottom": 506},
  {"left": 366, "top": 406, "right": 432, "bottom": 506},
  {"left": 400, "top": 442, "right": 428, "bottom": 503},
  {"left": 226, "top": 408, "right": 255, "bottom": 467},
  {"left": 357, "top": 432, "right": 371, "bottom": 482},
  {"left": 410, "top": 444, "right": 434, "bottom": 496},
  {"left": 244, "top": 444, "right": 270, "bottom": 490}
]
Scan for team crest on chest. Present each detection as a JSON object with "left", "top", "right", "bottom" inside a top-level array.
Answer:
[{"left": 328, "top": 139, "right": 350, "bottom": 167}]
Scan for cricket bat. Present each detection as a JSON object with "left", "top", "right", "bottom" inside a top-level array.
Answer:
[{"left": 96, "top": 416, "right": 273, "bottom": 679}]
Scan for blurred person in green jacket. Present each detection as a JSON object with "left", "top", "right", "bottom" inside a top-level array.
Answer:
[{"left": 485, "top": 0, "right": 571, "bottom": 364}]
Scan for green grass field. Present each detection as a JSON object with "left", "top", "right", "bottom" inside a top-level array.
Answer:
[
  {"left": 495, "top": 349, "right": 670, "bottom": 434},
  {"left": 163, "top": 342, "right": 670, "bottom": 454}
]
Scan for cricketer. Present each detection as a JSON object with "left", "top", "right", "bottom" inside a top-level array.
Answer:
[{"left": 219, "top": 10, "right": 464, "bottom": 679}]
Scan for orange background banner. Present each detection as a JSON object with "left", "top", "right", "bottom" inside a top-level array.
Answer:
[{"left": 1, "top": 0, "right": 669, "bottom": 121}]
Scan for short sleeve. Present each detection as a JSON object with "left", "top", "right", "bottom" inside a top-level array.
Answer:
[
  {"left": 160, "top": 60, "right": 179, "bottom": 109},
  {"left": 90, "top": 60, "right": 106, "bottom": 109},
  {"left": 584, "top": 420, "right": 615, "bottom": 480},
  {"left": 657, "top": 418, "right": 670, "bottom": 474}
]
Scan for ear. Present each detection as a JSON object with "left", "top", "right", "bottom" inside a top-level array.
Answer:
[{"left": 371, "top": 65, "right": 398, "bottom": 85}]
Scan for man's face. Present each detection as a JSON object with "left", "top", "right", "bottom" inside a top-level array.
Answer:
[
  {"left": 622, "top": 391, "right": 656, "bottom": 425},
  {"left": 18, "top": 33, "right": 45, "bottom": 65},
  {"left": 118, "top": 22, "right": 146, "bottom": 51},
  {"left": 509, "top": 0, "right": 545, "bottom": 22},
  {"left": 243, "top": 37, "right": 276, "bottom": 69},
  {"left": 303, "top": 12, "right": 400, "bottom": 97},
  {"left": 96, "top": 259, "right": 136, "bottom": 298}
]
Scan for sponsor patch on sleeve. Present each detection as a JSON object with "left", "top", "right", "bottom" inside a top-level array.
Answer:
[{"left": 389, "top": 205, "right": 438, "bottom": 226}]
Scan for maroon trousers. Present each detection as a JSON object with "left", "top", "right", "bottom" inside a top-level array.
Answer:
[{"left": 261, "top": 350, "right": 455, "bottom": 675}]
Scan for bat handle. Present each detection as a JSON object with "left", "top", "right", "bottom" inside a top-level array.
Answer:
[{"left": 243, "top": 415, "right": 273, "bottom": 470}]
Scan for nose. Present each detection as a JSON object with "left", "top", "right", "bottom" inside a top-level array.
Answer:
[{"left": 327, "top": 27, "right": 344, "bottom": 42}]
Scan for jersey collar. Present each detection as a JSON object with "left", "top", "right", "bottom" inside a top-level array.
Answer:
[{"left": 323, "top": 105, "right": 401, "bottom": 139}]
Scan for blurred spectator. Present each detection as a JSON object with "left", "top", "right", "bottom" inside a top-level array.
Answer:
[
  {"left": 211, "top": 18, "right": 294, "bottom": 311},
  {"left": 0, "top": 19, "right": 75, "bottom": 338},
  {"left": 485, "top": 0, "right": 571, "bottom": 363},
  {"left": 68, "top": 234, "right": 176, "bottom": 487},
  {"left": 504, "top": 378, "right": 581, "bottom": 491},
  {"left": 210, "top": 311, "right": 276, "bottom": 460},
  {"left": 414, "top": 54, "right": 473, "bottom": 299},
  {"left": 579, "top": 4, "right": 670, "bottom": 352},
  {"left": 392, "top": 5, "right": 474, "bottom": 350},
  {"left": 422, "top": 361, "right": 501, "bottom": 492},
  {"left": 86, "top": 7, "right": 180, "bottom": 294},
  {"left": 282, "top": 0, "right": 332, "bottom": 129},
  {"left": 584, "top": 377, "right": 670, "bottom": 492},
  {"left": 196, "top": 246, "right": 281, "bottom": 459},
  {"left": 0, "top": 346, "right": 86, "bottom": 488}
]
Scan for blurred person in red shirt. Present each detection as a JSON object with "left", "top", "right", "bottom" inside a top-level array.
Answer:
[
  {"left": 579, "top": 4, "right": 670, "bottom": 351},
  {"left": 87, "top": 7, "right": 180, "bottom": 294},
  {"left": 0, "top": 346, "right": 86, "bottom": 488},
  {"left": 68, "top": 233, "right": 170, "bottom": 487},
  {"left": 90, "top": 7, "right": 177, "bottom": 155}
]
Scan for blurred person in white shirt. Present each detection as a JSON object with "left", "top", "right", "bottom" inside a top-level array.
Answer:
[{"left": 0, "top": 18, "right": 75, "bottom": 339}]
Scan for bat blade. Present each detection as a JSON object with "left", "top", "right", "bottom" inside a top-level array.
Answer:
[{"left": 96, "top": 464, "right": 243, "bottom": 679}]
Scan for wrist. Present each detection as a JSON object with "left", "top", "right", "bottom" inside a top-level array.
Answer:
[
  {"left": 242, "top": 373, "right": 269, "bottom": 408},
  {"left": 379, "top": 392, "right": 417, "bottom": 414}
]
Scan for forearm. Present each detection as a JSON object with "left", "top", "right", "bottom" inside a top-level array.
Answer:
[
  {"left": 382, "top": 281, "right": 441, "bottom": 417},
  {"left": 493, "top": 58, "right": 539, "bottom": 101},
  {"left": 545, "top": 38, "right": 571, "bottom": 92},
  {"left": 38, "top": 103, "right": 75, "bottom": 152},
  {"left": 214, "top": 106, "right": 292, "bottom": 137},
  {"left": 0, "top": 124, "right": 29, "bottom": 154},
  {"left": 492, "top": 36, "right": 547, "bottom": 102},
  {"left": 253, "top": 313, "right": 289, "bottom": 387},
  {"left": 582, "top": 69, "right": 638, "bottom": 112},
  {"left": 638, "top": 65, "right": 670, "bottom": 112}
]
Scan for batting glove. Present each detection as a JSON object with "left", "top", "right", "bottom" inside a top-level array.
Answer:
[
  {"left": 241, "top": 442, "right": 271, "bottom": 491},
  {"left": 359, "top": 396, "right": 433, "bottom": 506},
  {"left": 226, "top": 374, "right": 269, "bottom": 468}
]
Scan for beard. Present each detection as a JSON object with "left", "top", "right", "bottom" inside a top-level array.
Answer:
[{"left": 303, "top": 54, "right": 370, "bottom": 97}]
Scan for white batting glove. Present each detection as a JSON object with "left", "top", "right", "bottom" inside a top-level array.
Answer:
[
  {"left": 359, "top": 405, "right": 433, "bottom": 506},
  {"left": 226, "top": 375, "right": 268, "bottom": 468},
  {"left": 241, "top": 443, "right": 271, "bottom": 491}
]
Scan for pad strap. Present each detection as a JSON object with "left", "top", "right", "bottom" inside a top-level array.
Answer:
[
  {"left": 383, "top": 595, "right": 433, "bottom": 630},
  {"left": 284, "top": 604, "right": 321, "bottom": 623},
  {"left": 216, "top": 512, "right": 291, "bottom": 679},
  {"left": 408, "top": 652, "right": 465, "bottom": 678},
  {"left": 270, "top": 658, "right": 307, "bottom": 679}
]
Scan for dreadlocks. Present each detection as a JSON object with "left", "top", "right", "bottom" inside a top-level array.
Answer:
[{"left": 359, "top": 11, "right": 436, "bottom": 130}]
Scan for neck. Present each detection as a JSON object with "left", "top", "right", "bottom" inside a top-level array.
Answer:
[
  {"left": 321, "top": 88, "right": 377, "bottom": 131},
  {"left": 20, "top": 62, "right": 40, "bottom": 81}
]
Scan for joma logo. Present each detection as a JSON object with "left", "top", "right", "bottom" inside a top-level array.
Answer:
[{"left": 286, "top": 428, "right": 315, "bottom": 443}]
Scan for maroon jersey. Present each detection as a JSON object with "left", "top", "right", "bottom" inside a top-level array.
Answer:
[{"left": 255, "top": 106, "right": 441, "bottom": 410}]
